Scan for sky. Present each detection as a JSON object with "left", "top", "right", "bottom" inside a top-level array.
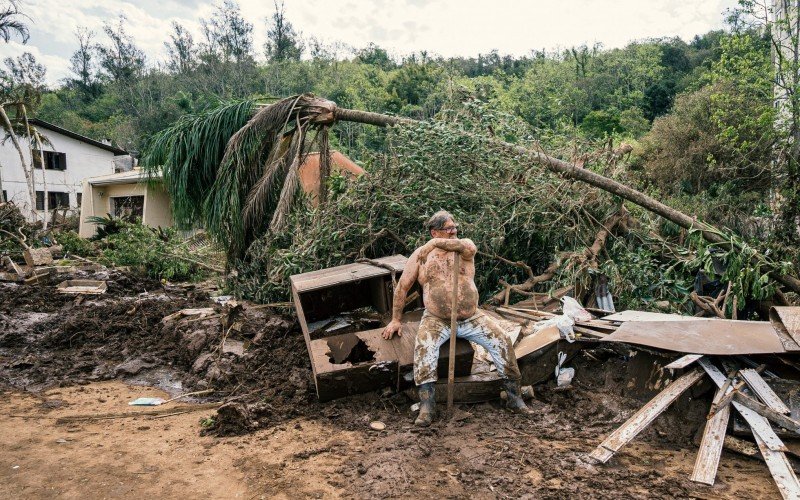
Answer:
[{"left": 0, "top": 0, "right": 739, "bottom": 86}]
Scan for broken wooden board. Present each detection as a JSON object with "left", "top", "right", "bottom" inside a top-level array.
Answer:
[
  {"left": 752, "top": 427, "right": 800, "bottom": 500},
  {"left": 433, "top": 371, "right": 503, "bottom": 403},
  {"left": 699, "top": 358, "right": 787, "bottom": 452},
  {"left": 602, "top": 320, "right": 785, "bottom": 355},
  {"left": 732, "top": 392, "right": 800, "bottom": 434},
  {"left": 691, "top": 384, "right": 731, "bottom": 485},
  {"left": 665, "top": 354, "right": 703, "bottom": 370},
  {"left": 514, "top": 326, "right": 561, "bottom": 359},
  {"left": 56, "top": 279, "right": 108, "bottom": 295},
  {"left": 588, "top": 367, "right": 704, "bottom": 464},
  {"left": 740, "top": 368, "right": 791, "bottom": 415},
  {"left": 290, "top": 255, "right": 406, "bottom": 293},
  {"left": 310, "top": 326, "right": 473, "bottom": 401}
]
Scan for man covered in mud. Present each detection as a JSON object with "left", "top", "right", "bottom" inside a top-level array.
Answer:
[{"left": 382, "top": 210, "right": 532, "bottom": 426}]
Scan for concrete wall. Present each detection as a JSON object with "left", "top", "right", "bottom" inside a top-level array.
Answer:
[
  {"left": 79, "top": 181, "right": 173, "bottom": 238},
  {"left": 142, "top": 183, "right": 174, "bottom": 229},
  {"left": 0, "top": 128, "right": 117, "bottom": 222}
]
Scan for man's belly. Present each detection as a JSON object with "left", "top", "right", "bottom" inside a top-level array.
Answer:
[{"left": 422, "top": 279, "right": 479, "bottom": 320}]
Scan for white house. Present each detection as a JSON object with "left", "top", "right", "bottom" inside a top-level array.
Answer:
[{"left": 0, "top": 118, "right": 130, "bottom": 222}]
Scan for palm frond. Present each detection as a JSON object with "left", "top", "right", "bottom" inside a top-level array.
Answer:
[{"left": 141, "top": 99, "right": 256, "bottom": 227}]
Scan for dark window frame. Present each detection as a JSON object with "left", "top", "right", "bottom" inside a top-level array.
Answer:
[
  {"left": 32, "top": 150, "right": 67, "bottom": 171},
  {"left": 35, "top": 190, "right": 70, "bottom": 210}
]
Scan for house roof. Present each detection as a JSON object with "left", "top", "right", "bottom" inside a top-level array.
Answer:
[
  {"left": 30, "top": 118, "right": 129, "bottom": 156},
  {"left": 88, "top": 168, "right": 161, "bottom": 186}
]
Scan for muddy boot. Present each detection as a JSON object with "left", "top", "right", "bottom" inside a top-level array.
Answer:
[
  {"left": 414, "top": 382, "right": 436, "bottom": 427},
  {"left": 503, "top": 379, "right": 534, "bottom": 415}
]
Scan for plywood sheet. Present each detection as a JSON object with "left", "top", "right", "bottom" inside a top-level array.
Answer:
[{"left": 601, "top": 320, "right": 785, "bottom": 355}]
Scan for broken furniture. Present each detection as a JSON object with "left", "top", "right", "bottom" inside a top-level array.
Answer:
[
  {"left": 56, "top": 279, "right": 108, "bottom": 295},
  {"left": 290, "top": 255, "right": 474, "bottom": 402}
]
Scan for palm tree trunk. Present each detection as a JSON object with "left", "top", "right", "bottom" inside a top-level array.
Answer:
[{"left": 335, "top": 107, "right": 800, "bottom": 295}]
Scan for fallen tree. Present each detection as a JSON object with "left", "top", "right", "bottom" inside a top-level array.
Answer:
[{"left": 143, "top": 94, "right": 799, "bottom": 302}]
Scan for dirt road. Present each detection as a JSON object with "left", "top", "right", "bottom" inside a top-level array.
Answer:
[{"left": 0, "top": 380, "right": 779, "bottom": 499}]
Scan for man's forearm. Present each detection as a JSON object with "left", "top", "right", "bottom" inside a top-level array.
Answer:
[
  {"left": 390, "top": 284, "right": 408, "bottom": 321},
  {"left": 429, "top": 238, "right": 475, "bottom": 256}
]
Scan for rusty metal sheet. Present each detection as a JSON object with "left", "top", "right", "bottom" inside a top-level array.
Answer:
[
  {"left": 601, "top": 319, "right": 785, "bottom": 355},
  {"left": 602, "top": 310, "right": 702, "bottom": 322},
  {"left": 770, "top": 307, "right": 800, "bottom": 351}
]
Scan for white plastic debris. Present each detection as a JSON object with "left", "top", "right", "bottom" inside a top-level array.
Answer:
[
  {"left": 554, "top": 351, "right": 575, "bottom": 387},
  {"left": 561, "top": 296, "right": 593, "bottom": 322}
]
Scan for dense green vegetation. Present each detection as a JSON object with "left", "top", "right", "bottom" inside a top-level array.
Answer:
[{"left": 3, "top": 1, "right": 798, "bottom": 311}]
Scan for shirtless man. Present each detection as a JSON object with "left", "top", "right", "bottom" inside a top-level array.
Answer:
[{"left": 382, "top": 210, "right": 532, "bottom": 426}]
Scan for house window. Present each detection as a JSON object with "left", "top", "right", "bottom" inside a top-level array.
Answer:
[
  {"left": 111, "top": 196, "right": 144, "bottom": 220},
  {"left": 1, "top": 190, "right": 6, "bottom": 202},
  {"left": 32, "top": 150, "right": 67, "bottom": 171},
  {"left": 76, "top": 193, "right": 82, "bottom": 207},
  {"left": 35, "top": 191, "right": 70, "bottom": 210}
]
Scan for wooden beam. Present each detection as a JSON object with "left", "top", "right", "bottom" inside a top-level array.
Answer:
[
  {"left": 665, "top": 354, "right": 704, "bottom": 370},
  {"left": 691, "top": 383, "right": 731, "bottom": 485},
  {"left": 588, "top": 367, "right": 704, "bottom": 464},
  {"left": 699, "top": 358, "right": 787, "bottom": 452},
  {"left": 733, "top": 392, "right": 800, "bottom": 435},
  {"left": 740, "top": 368, "right": 791, "bottom": 415}
]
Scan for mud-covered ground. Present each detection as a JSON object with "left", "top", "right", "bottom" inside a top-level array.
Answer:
[{"left": 0, "top": 269, "right": 786, "bottom": 498}]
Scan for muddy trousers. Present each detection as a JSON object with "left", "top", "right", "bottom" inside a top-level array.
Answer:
[{"left": 413, "top": 310, "right": 521, "bottom": 386}]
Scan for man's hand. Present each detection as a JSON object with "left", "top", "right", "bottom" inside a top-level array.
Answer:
[
  {"left": 382, "top": 320, "right": 403, "bottom": 339},
  {"left": 417, "top": 244, "right": 434, "bottom": 263}
]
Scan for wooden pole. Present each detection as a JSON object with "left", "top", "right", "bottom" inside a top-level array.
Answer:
[{"left": 447, "top": 252, "right": 461, "bottom": 414}]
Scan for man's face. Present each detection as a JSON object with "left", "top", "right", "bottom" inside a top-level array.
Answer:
[{"left": 431, "top": 218, "right": 458, "bottom": 239}]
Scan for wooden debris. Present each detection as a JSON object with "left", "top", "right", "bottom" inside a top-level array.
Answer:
[
  {"left": 588, "top": 367, "right": 704, "bottom": 464},
  {"left": 700, "top": 359, "right": 787, "bottom": 452},
  {"left": 740, "top": 368, "right": 791, "bottom": 415},
  {"left": 56, "top": 279, "right": 108, "bottom": 295},
  {"left": 665, "top": 354, "right": 703, "bottom": 370},
  {"left": 691, "top": 383, "right": 732, "bottom": 485},
  {"left": 732, "top": 392, "right": 800, "bottom": 434}
]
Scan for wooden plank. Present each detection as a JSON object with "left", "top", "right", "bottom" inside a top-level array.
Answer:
[
  {"left": 752, "top": 428, "right": 800, "bottom": 500},
  {"left": 588, "top": 367, "right": 704, "bottom": 463},
  {"left": 770, "top": 307, "right": 800, "bottom": 351},
  {"left": 665, "top": 354, "right": 703, "bottom": 370},
  {"left": 699, "top": 358, "right": 788, "bottom": 452},
  {"left": 733, "top": 392, "right": 800, "bottom": 434},
  {"left": 290, "top": 255, "right": 406, "bottom": 292},
  {"left": 514, "top": 326, "right": 561, "bottom": 359},
  {"left": 740, "top": 368, "right": 791, "bottom": 415},
  {"left": 691, "top": 384, "right": 731, "bottom": 485}
]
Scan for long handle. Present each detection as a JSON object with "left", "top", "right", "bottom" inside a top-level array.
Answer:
[{"left": 447, "top": 252, "right": 461, "bottom": 414}]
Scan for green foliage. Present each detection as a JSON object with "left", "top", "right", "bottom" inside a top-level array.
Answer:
[
  {"left": 141, "top": 99, "right": 256, "bottom": 227},
  {"left": 232, "top": 106, "right": 619, "bottom": 303},
  {"left": 96, "top": 221, "right": 205, "bottom": 281},
  {"left": 58, "top": 230, "right": 95, "bottom": 257}
]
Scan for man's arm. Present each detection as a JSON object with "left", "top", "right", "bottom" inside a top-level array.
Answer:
[
  {"left": 418, "top": 238, "right": 477, "bottom": 262},
  {"left": 382, "top": 251, "right": 421, "bottom": 339}
]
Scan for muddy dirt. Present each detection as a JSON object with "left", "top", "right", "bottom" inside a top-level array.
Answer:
[{"left": 0, "top": 269, "right": 789, "bottom": 498}]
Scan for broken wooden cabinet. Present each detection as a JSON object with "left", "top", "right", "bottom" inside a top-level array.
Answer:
[{"left": 290, "top": 255, "right": 473, "bottom": 402}]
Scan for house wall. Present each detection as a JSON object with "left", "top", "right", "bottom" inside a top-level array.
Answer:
[
  {"left": 0, "top": 129, "right": 117, "bottom": 222},
  {"left": 143, "top": 183, "right": 174, "bottom": 229},
  {"left": 78, "top": 181, "right": 173, "bottom": 237}
]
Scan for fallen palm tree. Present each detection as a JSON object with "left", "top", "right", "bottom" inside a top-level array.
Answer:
[{"left": 143, "top": 94, "right": 800, "bottom": 300}]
